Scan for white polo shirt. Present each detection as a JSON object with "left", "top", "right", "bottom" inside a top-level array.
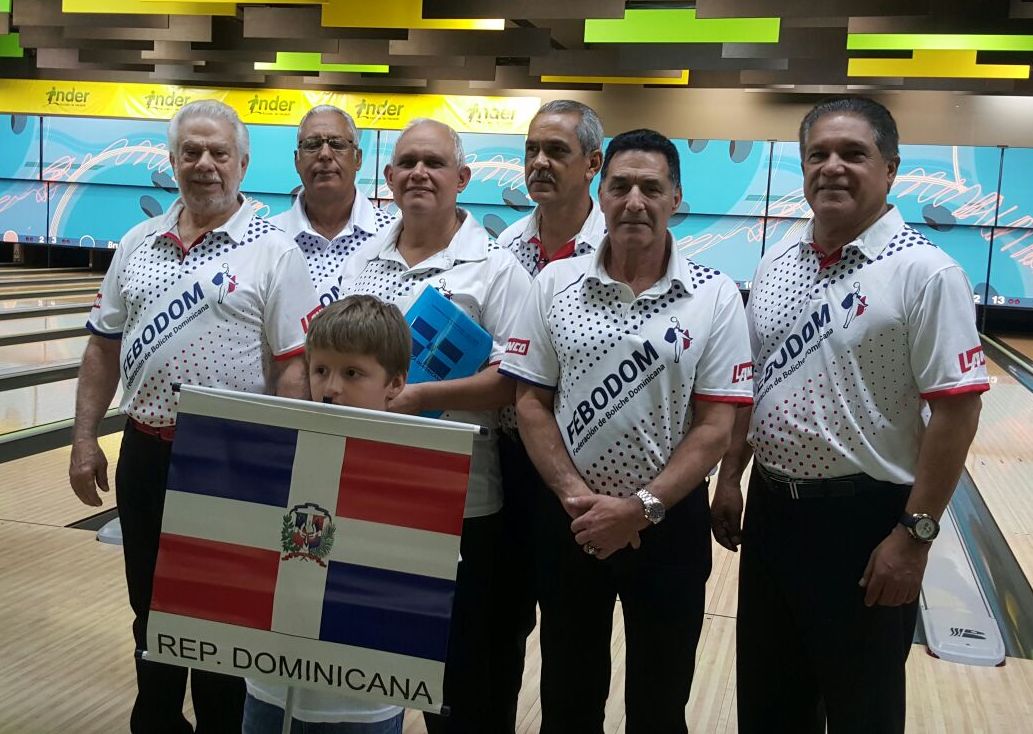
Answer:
[
  {"left": 338, "top": 209, "right": 532, "bottom": 517},
  {"left": 747, "top": 206, "right": 990, "bottom": 484},
  {"left": 494, "top": 200, "right": 608, "bottom": 434},
  {"left": 500, "top": 235, "right": 753, "bottom": 497},
  {"left": 494, "top": 198, "right": 606, "bottom": 276},
  {"left": 88, "top": 199, "right": 317, "bottom": 427},
  {"left": 270, "top": 192, "right": 394, "bottom": 306}
]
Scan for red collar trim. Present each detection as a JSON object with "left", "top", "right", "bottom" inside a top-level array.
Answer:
[
  {"left": 530, "top": 235, "right": 577, "bottom": 265},
  {"left": 162, "top": 230, "right": 209, "bottom": 258},
  {"left": 811, "top": 243, "right": 842, "bottom": 268}
]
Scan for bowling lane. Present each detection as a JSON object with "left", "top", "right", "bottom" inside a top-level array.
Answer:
[
  {"left": 0, "top": 336, "right": 88, "bottom": 372},
  {"left": 0, "top": 377, "right": 121, "bottom": 434},
  {"left": 0, "top": 284, "right": 100, "bottom": 301},
  {"left": 998, "top": 334, "right": 1033, "bottom": 364},
  {"left": 0, "top": 295, "right": 94, "bottom": 311},
  {"left": 0, "top": 311, "right": 88, "bottom": 337},
  {"left": 966, "top": 354, "right": 1033, "bottom": 584}
]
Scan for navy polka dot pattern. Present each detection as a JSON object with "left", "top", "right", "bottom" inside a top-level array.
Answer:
[
  {"left": 493, "top": 203, "right": 607, "bottom": 277},
  {"left": 501, "top": 241, "right": 752, "bottom": 497},
  {"left": 90, "top": 200, "right": 316, "bottom": 426},
  {"left": 747, "top": 209, "right": 990, "bottom": 484},
  {"left": 270, "top": 195, "right": 394, "bottom": 303},
  {"left": 294, "top": 206, "right": 394, "bottom": 287},
  {"left": 337, "top": 209, "right": 533, "bottom": 518}
]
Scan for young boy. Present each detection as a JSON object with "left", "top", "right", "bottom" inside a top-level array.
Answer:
[{"left": 242, "top": 294, "right": 411, "bottom": 733}]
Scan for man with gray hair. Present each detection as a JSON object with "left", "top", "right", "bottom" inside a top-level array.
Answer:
[
  {"left": 490, "top": 99, "right": 606, "bottom": 732},
  {"left": 337, "top": 117, "right": 531, "bottom": 733},
  {"left": 69, "top": 99, "right": 316, "bottom": 733},
  {"left": 270, "top": 105, "right": 393, "bottom": 306}
]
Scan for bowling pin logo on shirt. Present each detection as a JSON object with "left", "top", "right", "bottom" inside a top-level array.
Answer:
[
  {"left": 212, "top": 263, "right": 239, "bottom": 304},
  {"left": 841, "top": 281, "right": 869, "bottom": 329},
  {"left": 664, "top": 316, "right": 693, "bottom": 363}
]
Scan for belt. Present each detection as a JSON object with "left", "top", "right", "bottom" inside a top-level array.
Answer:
[
  {"left": 755, "top": 464, "right": 907, "bottom": 499},
  {"left": 129, "top": 418, "right": 176, "bottom": 442}
]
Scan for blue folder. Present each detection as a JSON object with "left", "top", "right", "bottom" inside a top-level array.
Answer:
[{"left": 405, "top": 285, "right": 493, "bottom": 418}]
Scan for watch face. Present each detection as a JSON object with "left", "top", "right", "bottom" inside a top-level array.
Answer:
[{"left": 915, "top": 517, "right": 938, "bottom": 540}]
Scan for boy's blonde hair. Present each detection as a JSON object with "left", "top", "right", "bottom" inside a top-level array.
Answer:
[{"left": 306, "top": 295, "right": 411, "bottom": 379}]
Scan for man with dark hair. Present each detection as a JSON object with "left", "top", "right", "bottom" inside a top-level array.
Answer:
[
  {"left": 488, "top": 99, "right": 606, "bottom": 732},
  {"left": 501, "top": 128, "right": 752, "bottom": 732},
  {"left": 713, "top": 96, "right": 988, "bottom": 733}
]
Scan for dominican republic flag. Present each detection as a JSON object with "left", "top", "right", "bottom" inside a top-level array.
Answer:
[{"left": 145, "top": 385, "right": 478, "bottom": 713}]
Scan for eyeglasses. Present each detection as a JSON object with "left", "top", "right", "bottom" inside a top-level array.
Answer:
[{"left": 298, "top": 136, "right": 356, "bottom": 154}]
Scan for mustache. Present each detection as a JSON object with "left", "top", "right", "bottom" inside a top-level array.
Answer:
[
  {"left": 528, "top": 172, "right": 555, "bottom": 184},
  {"left": 191, "top": 177, "right": 221, "bottom": 184}
]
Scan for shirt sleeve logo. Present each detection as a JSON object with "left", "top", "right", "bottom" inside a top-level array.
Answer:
[
  {"left": 211, "top": 263, "right": 239, "bottom": 304},
  {"left": 732, "top": 361, "right": 754, "bottom": 383},
  {"left": 506, "top": 337, "right": 530, "bottom": 356},
  {"left": 92, "top": 292, "right": 102, "bottom": 310},
  {"left": 301, "top": 305, "right": 323, "bottom": 333},
  {"left": 663, "top": 317, "right": 692, "bottom": 363},
  {"left": 840, "top": 281, "right": 869, "bottom": 329},
  {"left": 958, "top": 346, "right": 986, "bottom": 373}
]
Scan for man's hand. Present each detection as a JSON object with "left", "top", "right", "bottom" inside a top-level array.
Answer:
[
  {"left": 711, "top": 479, "right": 744, "bottom": 552},
  {"left": 568, "top": 494, "right": 649, "bottom": 559},
  {"left": 859, "top": 525, "right": 931, "bottom": 607},
  {"left": 69, "top": 438, "right": 110, "bottom": 507},
  {"left": 387, "top": 383, "right": 425, "bottom": 415}
]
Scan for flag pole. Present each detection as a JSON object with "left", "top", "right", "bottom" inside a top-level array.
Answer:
[{"left": 281, "top": 686, "right": 296, "bottom": 734}]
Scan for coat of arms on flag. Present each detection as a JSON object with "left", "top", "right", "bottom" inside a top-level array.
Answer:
[{"left": 144, "top": 385, "right": 478, "bottom": 713}]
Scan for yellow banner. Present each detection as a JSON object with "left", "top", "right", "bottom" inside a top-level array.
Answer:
[{"left": 0, "top": 79, "right": 540, "bottom": 134}]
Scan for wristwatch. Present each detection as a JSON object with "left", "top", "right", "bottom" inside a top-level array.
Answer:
[
  {"left": 899, "top": 512, "right": 939, "bottom": 543},
  {"left": 635, "top": 488, "right": 666, "bottom": 525}
]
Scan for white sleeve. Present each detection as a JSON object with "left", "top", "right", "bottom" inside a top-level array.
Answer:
[
  {"left": 266, "top": 246, "right": 319, "bottom": 358},
  {"left": 498, "top": 271, "right": 559, "bottom": 390},
  {"left": 693, "top": 278, "right": 754, "bottom": 403},
  {"left": 907, "top": 265, "right": 990, "bottom": 399},
  {"left": 86, "top": 230, "right": 133, "bottom": 338},
  {"left": 481, "top": 253, "right": 533, "bottom": 364}
]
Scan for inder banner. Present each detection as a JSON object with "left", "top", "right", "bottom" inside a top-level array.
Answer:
[
  {"left": 144, "top": 385, "right": 478, "bottom": 713},
  {"left": 0, "top": 78, "right": 540, "bottom": 133}
]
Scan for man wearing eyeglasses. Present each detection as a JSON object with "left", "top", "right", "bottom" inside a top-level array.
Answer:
[{"left": 271, "top": 105, "right": 394, "bottom": 306}]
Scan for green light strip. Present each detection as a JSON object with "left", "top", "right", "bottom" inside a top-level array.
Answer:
[
  {"left": 848, "top": 34, "right": 1033, "bottom": 51},
  {"left": 585, "top": 9, "right": 779, "bottom": 44},
  {"left": 0, "top": 33, "right": 22, "bottom": 58},
  {"left": 255, "top": 52, "right": 388, "bottom": 74}
]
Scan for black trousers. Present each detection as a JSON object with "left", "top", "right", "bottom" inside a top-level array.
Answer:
[
  {"left": 116, "top": 423, "right": 246, "bottom": 734},
  {"left": 535, "top": 480, "right": 712, "bottom": 734},
  {"left": 736, "top": 470, "right": 918, "bottom": 734},
  {"left": 484, "top": 435, "right": 541, "bottom": 734},
  {"left": 424, "top": 512, "right": 502, "bottom": 734}
]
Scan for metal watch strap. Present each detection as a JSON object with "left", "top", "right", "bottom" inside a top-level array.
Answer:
[{"left": 636, "top": 488, "right": 665, "bottom": 525}]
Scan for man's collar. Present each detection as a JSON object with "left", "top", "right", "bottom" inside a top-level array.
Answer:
[
  {"left": 585, "top": 231, "right": 693, "bottom": 296},
  {"left": 523, "top": 198, "right": 606, "bottom": 245},
  {"left": 373, "top": 207, "right": 488, "bottom": 268},
  {"left": 160, "top": 195, "right": 253, "bottom": 245},
  {"left": 293, "top": 190, "right": 377, "bottom": 241},
  {"left": 801, "top": 205, "right": 904, "bottom": 261}
]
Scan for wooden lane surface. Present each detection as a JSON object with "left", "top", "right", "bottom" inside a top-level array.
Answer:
[
  {"left": 0, "top": 520, "right": 139, "bottom": 734},
  {"left": 999, "top": 334, "right": 1033, "bottom": 364},
  {"left": 967, "top": 357, "right": 1033, "bottom": 581},
  {"left": 1, "top": 433, "right": 1030, "bottom": 731},
  {"left": 0, "top": 432, "right": 121, "bottom": 526}
]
